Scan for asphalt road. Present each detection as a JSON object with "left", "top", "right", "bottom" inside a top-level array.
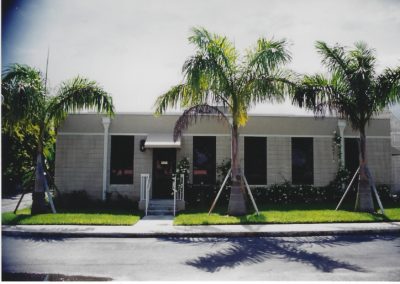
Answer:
[{"left": 2, "top": 234, "right": 400, "bottom": 281}]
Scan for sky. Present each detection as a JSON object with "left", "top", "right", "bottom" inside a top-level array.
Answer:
[{"left": 2, "top": 0, "right": 400, "bottom": 116}]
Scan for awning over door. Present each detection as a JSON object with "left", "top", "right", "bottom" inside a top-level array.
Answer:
[
  {"left": 144, "top": 133, "right": 181, "bottom": 148},
  {"left": 392, "top": 146, "right": 400, "bottom": 156}
]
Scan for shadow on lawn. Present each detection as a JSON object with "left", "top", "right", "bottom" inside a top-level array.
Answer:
[
  {"left": 160, "top": 234, "right": 398, "bottom": 273},
  {"left": 2, "top": 213, "right": 31, "bottom": 225}
]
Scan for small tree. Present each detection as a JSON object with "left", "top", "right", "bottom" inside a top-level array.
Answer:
[
  {"left": 155, "top": 28, "right": 293, "bottom": 215},
  {"left": 2, "top": 64, "right": 114, "bottom": 214},
  {"left": 293, "top": 41, "right": 400, "bottom": 212}
]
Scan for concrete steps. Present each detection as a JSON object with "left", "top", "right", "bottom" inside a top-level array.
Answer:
[{"left": 147, "top": 199, "right": 175, "bottom": 216}]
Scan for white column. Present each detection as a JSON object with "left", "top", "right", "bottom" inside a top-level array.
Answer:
[
  {"left": 338, "top": 119, "right": 347, "bottom": 167},
  {"left": 102, "top": 117, "right": 111, "bottom": 201}
]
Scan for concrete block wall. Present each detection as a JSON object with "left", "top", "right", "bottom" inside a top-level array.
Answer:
[
  {"left": 367, "top": 138, "right": 391, "bottom": 185},
  {"left": 133, "top": 135, "right": 153, "bottom": 200},
  {"left": 391, "top": 113, "right": 400, "bottom": 193},
  {"left": 55, "top": 134, "right": 393, "bottom": 202},
  {"left": 391, "top": 113, "right": 400, "bottom": 147},
  {"left": 55, "top": 135, "right": 104, "bottom": 200},
  {"left": 216, "top": 136, "right": 231, "bottom": 181},
  {"left": 267, "top": 137, "right": 292, "bottom": 184},
  {"left": 239, "top": 136, "right": 245, "bottom": 171},
  {"left": 392, "top": 157, "right": 400, "bottom": 193},
  {"left": 313, "top": 137, "right": 339, "bottom": 186},
  {"left": 176, "top": 136, "right": 193, "bottom": 183}
]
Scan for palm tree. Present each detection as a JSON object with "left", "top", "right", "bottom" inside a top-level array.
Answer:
[
  {"left": 2, "top": 63, "right": 114, "bottom": 214},
  {"left": 293, "top": 41, "right": 400, "bottom": 212},
  {"left": 155, "top": 28, "right": 293, "bottom": 216}
]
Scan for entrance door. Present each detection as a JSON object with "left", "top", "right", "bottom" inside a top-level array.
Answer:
[{"left": 152, "top": 148, "right": 176, "bottom": 199}]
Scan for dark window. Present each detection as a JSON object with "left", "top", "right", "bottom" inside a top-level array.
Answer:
[
  {"left": 292, "top": 137, "right": 314, "bottom": 185},
  {"left": 110, "top": 136, "right": 134, "bottom": 184},
  {"left": 244, "top": 137, "right": 266, "bottom": 184},
  {"left": 345, "top": 138, "right": 359, "bottom": 176},
  {"left": 193, "top": 136, "right": 216, "bottom": 184}
]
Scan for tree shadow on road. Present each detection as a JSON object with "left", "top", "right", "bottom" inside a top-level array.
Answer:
[{"left": 160, "top": 234, "right": 398, "bottom": 273}]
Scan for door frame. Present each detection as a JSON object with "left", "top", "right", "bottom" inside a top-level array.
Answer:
[{"left": 152, "top": 148, "right": 177, "bottom": 199}]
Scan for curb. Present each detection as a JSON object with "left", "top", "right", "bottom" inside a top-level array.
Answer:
[{"left": 3, "top": 227, "right": 400, "bottom": 239}]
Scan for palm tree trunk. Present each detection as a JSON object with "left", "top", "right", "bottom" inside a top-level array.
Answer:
[
  {"left": 31, "top": 129, "right": 48, "bottom": 214},
  {"left": 228, "top": 124, "right": 247, "bottom": 216},
  {"left": 354, "top": 128, "right": 374, "bottom": 212}
]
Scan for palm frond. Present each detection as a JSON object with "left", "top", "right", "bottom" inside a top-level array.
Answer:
[
  {"left": 293, "top": 74, "right": 330, "bottom": 114},
  {"left": 350, "top": 41, "right": 376, "bottom": 73},
  {"left": 173, "top": 104, "right": 229, "bottom": 141},
  {"left": 186, "top": 27, "right": 237, "bottom": 97},
  {"left": 315, "top": 41, "right": 352, "bottom": 79},
  {"left": 182, "top": 54, "right": 232, "bottom": 106},
  {"left": 154, "top": 84, "right": 192, "bottom": 115},
  {"left": 293, "top": 72, "right": 351, "bottom": 116},
  {"left": 1, "top": 64, "right": 46, "bottom": 128},
  {"left": 295, "top": 41, "right": 400, "bottom": 131},
  {"left": 244, "top": 69, "right": 296, "bottom": 105},
  {"left": 155, "top": 28, "right": 292, "bottom": 130},
  {"left": 246, "top": 38, "right": 291, "bottom": 73},
  {"left": 47, "top": 76, "right": 114, "bottom": 127},
  {"left": 374, "top": 66, "right": 400, "bottom": 109},
  {"left": 155, "top": 27, "right": 237, "bottom": 115},
  {"left": 242, "top": 38, "right": 293, "bottom": 107},
  {"left": 189, "top": 27, "right": 238, "bottom": 70}
]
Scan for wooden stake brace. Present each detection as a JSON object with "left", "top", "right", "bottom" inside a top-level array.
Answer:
[
  {"left": 14, "top": 191, "right": 27, "bottom": 214},
  {"left": 336, "top": 167, "right": 359, "bottom": 211},
  {"left": 366, "top": 167, "right": 385, "bottom": 215},
  {"left": 336, "top": 166, "right": 385, "bottom": 214},
  {"left": 208, "top": 169, "right": 259, "bottom": 215},
  {"left": 242, "top": 173, "right": 259, "bottom": 215},
  {"left": 44, "top": 173, "right": 57, "bottom": 214},
  {"left": 14, "top": 172, "right": 57, "bottom": 214},
  {"left": 208, "top": 168, "right": 231, "bottom": 215}
]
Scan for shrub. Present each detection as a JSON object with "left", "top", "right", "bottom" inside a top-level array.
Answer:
[
  {"left": 106, "top": 192, "right": 137, "bottom": 210},
  {"left": 375, "top": 184, "right": 393, "bottom": 203},
  {"left": 54, "top": 190, "right": 137, "bottom": 211},
  {"left": 54, "top": 190, "right": 92, "bottom": 210}
]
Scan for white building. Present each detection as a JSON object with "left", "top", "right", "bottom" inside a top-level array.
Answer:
[{"left": 55, "top": 113, "right": 393, "bottom": 211}]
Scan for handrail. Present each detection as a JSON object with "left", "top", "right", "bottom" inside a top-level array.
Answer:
[
  {"left": 145, "top": 178, "right": 151, "bottom": 216},
  {"left": 172, "top": 174, "right": 177, "bottom": 216},
  {"left": 140, "top": 174, "right": 147, "bottom": 201},
  {"left": 140, "top": 174, "right": 151, "bottom": 216},
  {"left": 180, "top": 173, "right": 185, "bottom": 201}
]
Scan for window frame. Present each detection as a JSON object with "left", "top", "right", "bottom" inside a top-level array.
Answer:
[
  {"left": 244, "top": 136, "right": 267, "bottom": 185},
  {"left": 345, "top": 138, "right": 360, "bottom": 175},
  {"left": 192, "top": 136, "right": 216, "bottom": 185},
  {"left": 110, "top": 135, "right": 135, "bottom": 185},
  {"left": 291, "top": 137, "right": 314, "bottom": 185}
]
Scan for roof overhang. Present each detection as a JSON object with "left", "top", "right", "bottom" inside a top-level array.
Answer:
[{"left": 144, "top": 133, "right": 181, "bottom": 148}]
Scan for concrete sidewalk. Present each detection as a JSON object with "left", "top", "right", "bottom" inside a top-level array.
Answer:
[{"left": 2, "top": 216, "right": 400, "bottom": 238}]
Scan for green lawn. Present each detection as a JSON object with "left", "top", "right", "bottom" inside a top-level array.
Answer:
[
  {"left": 4, "top": 203, "right": 399, "bottom": 226},
  {"left": 174, "top": 203, "right": 400, "bottom": 225},
  {"left": 2, "top": 207, "right": 142, "bottom": 226}
]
